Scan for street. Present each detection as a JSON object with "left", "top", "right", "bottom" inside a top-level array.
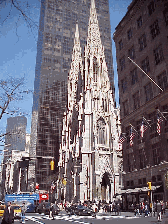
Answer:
[{"left": 1, "top": 210, "right": 168, "bottom": 224}]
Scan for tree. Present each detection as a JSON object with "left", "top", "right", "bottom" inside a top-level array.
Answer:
[
  {"left": 0, "top": 0, "right": 40, "bottom": 37},
  {"left": 0, "top": 76, "right": 33, "bottom": 144}
]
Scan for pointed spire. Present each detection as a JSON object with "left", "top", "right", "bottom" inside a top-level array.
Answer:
[
  {"left": 91, "top": 0, "right": 96, "bottom": 9},
  {"left": 74, "top": 23, "right": 79, "bottom": 44}
]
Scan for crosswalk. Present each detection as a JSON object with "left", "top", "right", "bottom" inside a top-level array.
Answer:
[{"left": 26, "top": 213, "right": 140, "bottom": 223}]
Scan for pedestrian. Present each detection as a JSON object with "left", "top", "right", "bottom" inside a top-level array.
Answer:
[
  {"left": 156, "top": 200, "right": 162, "bottom": 222},
  {"left": 153, "top": 201, "right": 156, "bottom": 217},
  {"left": 144, "top": 202, "right": 148, "bottom": 217},
  {"left": 21, "top": 202, "right": 27, "bottom": 224},
  {"left": 49, "top": 203, "right": 52, "bottom": 218},
  {"left": 51, "top": 204, "right": 55, "bottom": 220},
  {"left": 2, "top": 202, "right": 14, "bottom": 224}
]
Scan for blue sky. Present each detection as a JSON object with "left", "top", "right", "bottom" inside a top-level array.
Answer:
[{"left": 0, "top": 0, "right": 132, "bottom": 161}]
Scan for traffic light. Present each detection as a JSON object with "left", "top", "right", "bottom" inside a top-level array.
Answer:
[
  {"left": 147, "top": 181, "right": 152, "bottom": 190},
  {"left": 148, "top": 191, "right": 150, "bottom": 196},
  {"left": 50, "top": 160, "right": 54, "bottom": 170}
]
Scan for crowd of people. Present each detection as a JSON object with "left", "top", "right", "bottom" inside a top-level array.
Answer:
[
  {"left": 57, "top": 200, "right": 122, "bottom": 215},
  {"left": 134, "top": 200, "right": 166, "bottom": 221}
]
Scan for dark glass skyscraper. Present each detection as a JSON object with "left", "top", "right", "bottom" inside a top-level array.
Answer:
[{"left": 30, "top": 0, "right": 114, "bottom": 190}]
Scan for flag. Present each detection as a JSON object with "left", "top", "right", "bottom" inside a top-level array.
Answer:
[
  {"left": 140, "top": 119, "right": 148, "bottom": 138},
  {"left": 157, "top": 113, "right": 164, "bottom": 135},
  {"left": 130, "top": 126, "right": 135, "bottom": 147},
  {"left": 119, "top": 133, "right": 127, "bottom": 144}
]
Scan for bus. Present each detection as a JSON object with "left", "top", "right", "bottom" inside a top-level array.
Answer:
[{"left": 5, "top": 191, "right": 49, "bottom": 213}]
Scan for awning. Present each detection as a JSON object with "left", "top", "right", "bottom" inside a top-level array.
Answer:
[{"left": 119, "top": 185, "right": 161, "bottom": 194}]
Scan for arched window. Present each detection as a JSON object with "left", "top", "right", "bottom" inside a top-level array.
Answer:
[
  {"left": 97, "top": 118, "right": 106, "bottom": 145},
  {"left": 87, "top": 58, "right": 90, "bottom": 72}
]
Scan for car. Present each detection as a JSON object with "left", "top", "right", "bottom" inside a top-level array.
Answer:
[
  {"left": 11, "top": 205, "right": 22, "bottom": 219},
  {"left": 0, "top": 205, "right": 5, "bottom": 217},
  {"left": 74, "top": 205, "right": 95, "bottom": 216}
]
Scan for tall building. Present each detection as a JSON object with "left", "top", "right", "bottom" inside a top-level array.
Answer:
[
  {"left": 1, "top": 116, "right": 27, "bottom": 197},
  {"left": 30, "top": 0, "right": 115, "bottom": 190},
  {"left": 113, "top": 0, "right": 168, "bottom": 209},
  {"left": 4, "top": 116, "right": 27, "bottom": 159},
  {"left": 57, "top": 0, "right": 122, "bottom": 203}
]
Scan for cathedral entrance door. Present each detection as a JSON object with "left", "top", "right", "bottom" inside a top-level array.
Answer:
[{"left": 101, "top": 172, "right": 111, "bottom": 202}]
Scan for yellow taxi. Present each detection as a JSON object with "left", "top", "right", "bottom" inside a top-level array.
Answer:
[
  {"left": 0, "top": 205, "right": 5, "bottom": 217},
  {"left": 11, "top": 205, "right": 22, "bottom": 219}
]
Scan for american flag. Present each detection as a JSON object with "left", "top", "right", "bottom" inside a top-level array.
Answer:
[
  {"left": 157, "top": 113, "right": 164, "bottom": 135},
  {"left": 119, "top": 133, "right": 127, "bottom": 144},
  {"left": 140, "top": 119, "right": 148, "bottom": 138},
  {"left": 130, "top": 126, "right": 136, "bottom": 147}
]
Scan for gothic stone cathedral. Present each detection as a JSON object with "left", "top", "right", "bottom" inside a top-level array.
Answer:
[{"left": 57, "top": 0, "right": 122, "bottom": 203}]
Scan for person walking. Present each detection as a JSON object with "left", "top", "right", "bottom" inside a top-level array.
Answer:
[
  {"left": 21, "top": 202, "right": 27, "bottom": 224},
  {"left": 2, "top": 202, "right": 14, "bottom": 224},
  {"left": 156, "top": 200, "right": 162, "bottom": 222},
  {"left": 153, "top": 201, "right": 156, "bottom": 217}
]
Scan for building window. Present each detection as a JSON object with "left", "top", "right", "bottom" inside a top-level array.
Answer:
[
  {"left": 137, "top": 16, "right": 142, "bottom": 28},
  {"left": 162, "top": 104, "right": 168, "bottom": 133},
  {"left": 157, "top": 175, "right": 162, "bottom": 181},
  {"left": 128, "top": 46, "right": 135, "bottom": 60},
  {"left": 127, "top": 153, "right": 134, "bottom": 172},
  {"left": 121, "top": 77, "right": 127, "bottom": 93},
  {"left": 144, "top": 82, "right": 153, "bottom": 102},
  {"left": 138, "top": 179, "right": 142, "bottom": 185},
  {"left": 163, "top": 4, "right": 168, "bottom": 26},
  {"left": 127, "top": 28, "right": 132, "bottom": 40},
  {"left": 139, "top": 33, "right": 147, "bottom": 51},
  {"left": 130, "top": 180, "right": 134, "bottom": 186},
  {"left": 119, "top": 56, "right": 125, "bottom": 71},
  {"left": 141, "top": 57, "right": 150, "bottom": 75},
  {"left": 133, "top": 91, "right": 140, "bottom": 110},
  {"left": 125, "top": 126, "right": 130, "bottom": 145},
  {"left": 150, "top": 20, "right": 160, "bottom": 39},
  {"left": 139, "top": 149, "right": 146, "bottom": 169},
  {"left": 126, "top": 181, "right": 129, "bottom": 186},
  {"left": 148, "top": 1, "right": 156, "bottom": 16},
  {"left": 97, "top": 118, "right": 106, "bottom": 145},
  {"left": 152, "top": 176, "right": 156, "bottom": 182},
  {"left": 157, "top": 71, "right": 168, "bottom": 91},
  {"left": 45, "top": 33, "right": 52, "bottom": 44},
  {"left": 154, "top": 45, "right": 164, "bottom": 65},
  {"left": 123, "top": 100, "right": 129, "bottom": 116},
  {"left": 119, "top": 40, "right": 123, "bottom": 51},
  {"left": 131, "top": 68, "right": 138, "bottom": 85},
  {"left": 143, "top": 178, "right": 146, "bottom": 184},
  {"left": 149, "top": 111, "right": 157, "bottom": 138},
  {"left": 152, "top": 143, "right": 160, "bottom": 165}
]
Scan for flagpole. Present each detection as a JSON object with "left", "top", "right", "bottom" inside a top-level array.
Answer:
[
  {"left": 143, "top": 117, "right": 151, "bottom": 128},
  {"left": 128, "top": 57, "right": 163, "bottom": 92},
  {"left": 129, "top": 123, "right": 140, "bottom": 137},
  {"left": 157, "top": 109, "right": 167, "bottom": 121}
]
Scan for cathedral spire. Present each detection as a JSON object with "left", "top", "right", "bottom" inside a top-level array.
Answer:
[
  {"left": 68, "top": 23, "right": 83, "bottom": 111},
  {"left": 74, "top": 23, "right": 80, "bottom": 45},
  {"left": 91, "top": 0, "right": 96, "bottom": 9}
]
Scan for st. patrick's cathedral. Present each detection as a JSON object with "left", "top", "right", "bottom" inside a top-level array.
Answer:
[{"left": 57, "top": 0, "right": 122, "bottom": 203}]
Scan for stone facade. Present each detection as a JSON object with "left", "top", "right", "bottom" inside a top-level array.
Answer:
[
  {"left": 57, "top": 0, "right": 122, "bottom": 203},
  {"left": 113, "top": 0, "right": 168, "bottom": 206}
]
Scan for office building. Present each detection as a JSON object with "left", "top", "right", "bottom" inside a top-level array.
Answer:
[{"left": 113, "top": 0, "right": 168, "bottom": 209}]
